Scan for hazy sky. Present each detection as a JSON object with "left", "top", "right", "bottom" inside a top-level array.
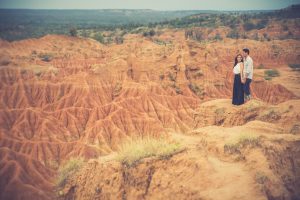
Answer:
[{"left": 0, "top": 0, "right": 299, "bottom": 10}]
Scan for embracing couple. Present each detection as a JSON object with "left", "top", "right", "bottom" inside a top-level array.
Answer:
[{"left": 232, "top": 48, "right": 253, "bottom": 106}]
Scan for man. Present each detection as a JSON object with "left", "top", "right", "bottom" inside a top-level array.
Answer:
[{"left": 242, "top": 48, "right": 253, "bottom": 101}]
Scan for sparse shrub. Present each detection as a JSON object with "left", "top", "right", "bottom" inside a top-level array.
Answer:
[
  {"left": 260, "top": 109, "right": 281, "bottom": 121},
  {"left": 168, "top": 73, "right": 176, "bottom": 82},
  {"left": 116, "top": 137, "right": 184, "bottom": 166},
  {"left": 69, "top": 27, "right": 77, "bottom": 37},
  {"left": 214, "top": 33, "right": 222, "bottom": 41},
  {"left": 264, "top": 69, "right": 280, "bottom": 80},
  {"left": 193, "top": 70, "right": 203, "bottom": 78},
  {"left": 224, "top": 133, "right": 260, "bottom": 154},
  {"left": 263, "top": 33, "right": 270, "bottom": 41},
  {"left": 143, "top": 29, "right": 155, "bottom": 37},
  {"left": 153, "top": 39, "right": 166, "bottom": 45},
  {"left": 188, "top": 83, "right": 205, "bottom": 99},
  {"left": 93, "top": 33, "right": 104, "bottom": 44},
  {"left": 185, "top": 29, "right": 193, "bottom": 39},
  {"left": 238, "top": 134, "right": 260, "bottom": 146},
  {"left": 256, "top": 19, "right": 269, "bottom": 30},
  {"left": 56, "top": 157, "right": 84, "bottom": 187},
  {"left": 185, "top": 29, "right": 204, "bottom": 41},
  {"left": 81, "top": 30, "right": 89, "bottom": 38},
  {"left": 243, "top": 22, "right": 256, "bottom": 31},
  {"left": 194, "top": 30, "right": 203, "bottom": 41},
  {"left": 149, "top": 29, "right": 155, "bottom": 36},
  {"left": 38, "top": 53, "right": 53, "bottom": 62},
  {"left": 175, "top": 86, "right": 183, "bottom": 95},
  {"left": 115, "top": 36, "right": 124, "bottom": 44}
]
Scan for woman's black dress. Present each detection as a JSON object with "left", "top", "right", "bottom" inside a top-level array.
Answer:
[{"left": 232, "top": 74, "right": 244, "bottom": 105}]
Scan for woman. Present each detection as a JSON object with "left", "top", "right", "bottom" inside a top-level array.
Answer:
[{"left": 232, "top": 54, "right": 245, "bottom": 105}]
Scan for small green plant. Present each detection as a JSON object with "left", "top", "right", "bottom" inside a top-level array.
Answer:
[
  {"left": 214, "top": 33, "right": 222, "bottom": 41},
  {"left": 153, "top": 39, "right": 166, "bottom": 45},
  {"left": 188, "top": 83, "right": 205, "bottom": 99},
  {"left": 69, "top": 27, "right": 77, "bottom": 37},
  {"left": 224, "top": 133, "right": 260, "bottom": 154},
  {"left": 115, "top": 36, "right": 124, "bottom": 44},
  {"left": 143, "top": 29, "right": 155, "bottom": 37},
  {"left": 175, "top": 86, "right": 183, "bottom": 95},
  {"left": 38, "top": 53, "right": 53, "bottom": 62},
  {"left": 260, "top": 109, "right": 281, "bottom": 121},
  {"left": 264, "top": 69, "right": 280, "bottom": 80},
  {"left": 168, "top": 73, "right": 176, "bottom": 82},
  {"left": 56, "top": 157, "right": 84, "bottom": 187},
  {"left": 93, "top": 32, "right": 105, "bottom": 44},
  {"left": 193, "top": 71, "right": 203, "bottom": 78},
  {"left": 116, "top": 136, "right": 183, "bottom": 167}
]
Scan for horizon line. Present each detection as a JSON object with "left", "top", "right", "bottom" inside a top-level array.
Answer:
[{"left": 0, "top": 7, "right": 289, "bottom": 12}]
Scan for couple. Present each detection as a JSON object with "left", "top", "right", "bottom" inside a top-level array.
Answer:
[{"left": 232, "top": 48, "right": 253, "bottom": 106}]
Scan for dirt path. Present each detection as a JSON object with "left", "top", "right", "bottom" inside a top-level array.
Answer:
[{"left": 169, "top": 131, "right": 266, "bottom": 200}]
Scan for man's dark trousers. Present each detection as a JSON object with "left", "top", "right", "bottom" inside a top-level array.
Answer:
[{"left": 244, "top": 78, "right": 252, "bottom": 96}]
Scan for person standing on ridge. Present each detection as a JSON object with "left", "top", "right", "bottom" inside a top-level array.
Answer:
[{"left": 242, "top": 48, "right": 253, "bottom": 101}]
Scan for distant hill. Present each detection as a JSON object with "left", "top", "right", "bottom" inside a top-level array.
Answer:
[
  {"left": 0, "top": 5, "right": 299, "bottom": 41},
  {"left": 0, "top": 9, "right": 206, "bottom": 41}
]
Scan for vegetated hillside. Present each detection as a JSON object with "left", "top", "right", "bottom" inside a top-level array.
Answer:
[{"left": 0, "top": 9, "right": 207, "bottom": 41}]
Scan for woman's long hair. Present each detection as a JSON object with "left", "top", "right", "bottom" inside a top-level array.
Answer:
[{"left": 233, "top": 54, "right": 243, "bottom": 68}]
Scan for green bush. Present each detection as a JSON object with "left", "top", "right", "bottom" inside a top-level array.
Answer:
[
  {"left": 264, "top": 69, "right": 280, "bottom": 79},
  {"left": 56, "top": 157, "right": 84, "bottom": 187},
  {"left": 243, "top": 22, "right": 256, "bottom": 31},
  {"left": 168, "top": 73, "right": 176, "bottom": 82},
  {"left": 214, "top": 33, "right": 222, "bottom": 40},
  {"left": 116, "top": 137, "right": 183, "bottom": 166},
  {"left": 143, "top": 29, "right": 155, "bottom": 37},
  {"left": 38, "top": 53, "right": 53, "bottom": 62},
  {"left": 175, "top": 86, "right": 183, "bottom": 95},
  {"left": 224, "top": 133, "right": 260, "bottom": 154},
  {"left": 69, "top": 27, "right": 77, "bottom": 37},
  {"left": 93, "top": 32, "right": 104, "bottom": 43},
  {"left": 188, "top": 83, "right": 204, "bottom": 98}
]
